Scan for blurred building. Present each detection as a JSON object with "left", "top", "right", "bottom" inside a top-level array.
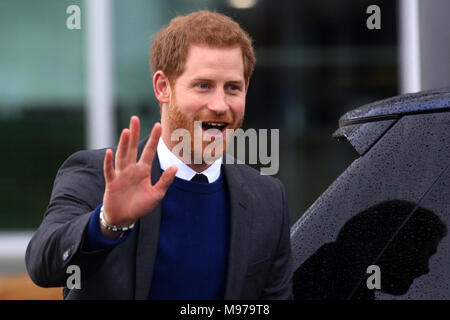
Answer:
[{"left": 0, "top": 0, "right": 448, "bottom": 298}]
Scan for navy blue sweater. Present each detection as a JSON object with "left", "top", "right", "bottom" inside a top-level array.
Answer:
[{"left": 84, "top": 173, "right": 230, "bottom": 300}]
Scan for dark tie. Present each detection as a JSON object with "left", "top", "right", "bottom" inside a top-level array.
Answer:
[{"left": 191, "top": 173, "right": 209, "bottom": 183}]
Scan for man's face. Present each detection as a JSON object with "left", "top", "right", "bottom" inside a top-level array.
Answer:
[{"left": 161, "top": 45, "right": 247, "bottom": 164}]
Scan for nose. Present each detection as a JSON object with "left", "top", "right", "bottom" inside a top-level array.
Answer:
[{"left": 207, "top": 88, "right": 229, "bottom": 114}]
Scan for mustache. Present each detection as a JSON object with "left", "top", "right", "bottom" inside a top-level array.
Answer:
[{"left": 193, "top": 113, "right": 234, "bottom": 124}]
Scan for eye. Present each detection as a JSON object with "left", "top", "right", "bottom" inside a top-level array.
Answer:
[
  {"left": 227, "top": 84, "right": 241, "bottom": 92},
  {"left": 198, "top": 83, "right": 209, "bottom": 89}
]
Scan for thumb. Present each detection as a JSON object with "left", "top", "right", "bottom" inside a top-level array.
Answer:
[{"left": 153, "top": 166, "right": 178, "bottom": 199}]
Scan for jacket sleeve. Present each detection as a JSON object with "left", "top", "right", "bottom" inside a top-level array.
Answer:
[
  {"left": 260, "top": 179, "right": 294, "bottom": 300},
  {"left": 25, "top": 149, "right": 111, "bottom": 287}
]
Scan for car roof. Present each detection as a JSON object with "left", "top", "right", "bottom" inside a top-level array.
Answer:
[{"left": 338, "top": 87, "right": 450, "bottom": 127}]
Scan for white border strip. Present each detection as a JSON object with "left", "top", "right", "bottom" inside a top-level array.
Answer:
[
  {"left": 85, "top": 0, "right": 115, "bottom": 149},
  {"left": 399, "top": 0, "right": 422, "bottom": 94},
  {"left": 0, "top": 232, "right": 33, "bottom": 260},
  {"left": 0, "top": 232, "right": 33, "bottom": 274}
]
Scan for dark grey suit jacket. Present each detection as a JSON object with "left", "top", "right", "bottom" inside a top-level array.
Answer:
[{"left": 25, "top": 137, "right": 293, "bottom": 299}]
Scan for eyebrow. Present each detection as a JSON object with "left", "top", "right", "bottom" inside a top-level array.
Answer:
[
  {"left": 226, "top": 80, "right": 244, "bottom": 85},
  {"left": 190, "top": 78, "right": 244, "bottom": 85}
]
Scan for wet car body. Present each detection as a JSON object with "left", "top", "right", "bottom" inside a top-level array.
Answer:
[{"left": 291, "top": 87, "right": 450, "bottom": 299}]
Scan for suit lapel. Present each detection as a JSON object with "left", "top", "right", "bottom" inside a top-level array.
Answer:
[
  {"left": 222, "top": 162, "right": 253, "bottom": 299},
  {"left": 134, "top": 140, "right": 163, "bottom": 299}
]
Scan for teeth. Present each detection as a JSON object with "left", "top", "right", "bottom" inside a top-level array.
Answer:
[{"left": 204, "top": 122, "right": 225, "bottom": 127}]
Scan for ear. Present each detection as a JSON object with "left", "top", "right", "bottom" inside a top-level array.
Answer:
[{"left": 153, "top": 71, "right": 171, "bottom": 104}]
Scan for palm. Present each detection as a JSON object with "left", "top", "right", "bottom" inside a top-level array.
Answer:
[
  {"left": 104, "top": 163, "right": 152, "bottom": 222},
  {"left": 102, "top": 117, "right": 177, "bottom": 227}
]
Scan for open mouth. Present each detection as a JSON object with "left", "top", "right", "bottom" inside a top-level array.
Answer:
[{"left": 201, "top": 121, "right": 228, "bottom": 132}]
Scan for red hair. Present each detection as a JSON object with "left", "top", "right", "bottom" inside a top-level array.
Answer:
[{"left": 150, "top": 10, "right": 256, "bottom": 85}]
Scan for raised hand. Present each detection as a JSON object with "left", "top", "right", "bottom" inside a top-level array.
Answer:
[{"left": 101, "top": 116, "right": 177, "bottom": 236}]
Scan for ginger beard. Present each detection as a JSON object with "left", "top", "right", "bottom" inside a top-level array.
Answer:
[{"left": 166, "top": 87, "right": 244, "bottom": 165}]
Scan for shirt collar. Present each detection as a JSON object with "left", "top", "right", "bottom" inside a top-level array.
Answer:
[{"left": 156, "top": 137, "right": 222, "bottom": 183}]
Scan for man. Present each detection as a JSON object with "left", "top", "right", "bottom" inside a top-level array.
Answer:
[{"left": 26, "top": 10, "right": 292, "bottom": 300}]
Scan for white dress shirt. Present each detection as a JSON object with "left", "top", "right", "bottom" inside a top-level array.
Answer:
[{"left": 156, "top": 137, "right": 222, "bottom": 183}]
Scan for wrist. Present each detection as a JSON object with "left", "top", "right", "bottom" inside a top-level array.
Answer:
[{"left": 100, "top": 205, "right": 135, "bottom": 232}]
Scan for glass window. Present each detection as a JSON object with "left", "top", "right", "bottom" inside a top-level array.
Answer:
[{"left": 0, "top": 0, "right": 85, "bottom": 230}]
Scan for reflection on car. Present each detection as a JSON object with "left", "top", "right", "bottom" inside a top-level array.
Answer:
[{"left": 294, "top": 200, "right": 446, "bottom": 299}]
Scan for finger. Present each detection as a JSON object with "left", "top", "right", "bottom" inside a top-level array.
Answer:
[
  {"left": 127, "top": 116, "right": 140, "bottom": 164},
  {"left": 103, "top": 149, "right": 115, "bottom": 183},
  {"left": 153, "top": 165, "right": 178, "bottom": 200},
  {"left": 116, "top": 128, "right": 130, "bottom": 171},
  {"left": 140, "top": 122, "right": 162, "bottom": 167}
]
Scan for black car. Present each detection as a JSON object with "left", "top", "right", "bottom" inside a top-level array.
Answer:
[{"left": 291, "top": 87, "right": 450, "bottom": 300}]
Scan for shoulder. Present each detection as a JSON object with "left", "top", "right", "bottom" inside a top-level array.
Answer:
[
  {"left": 226, "top": 161, "right": 285, "bottom": 194},
  {"left": 51, "top": 148, "right": 110, "bottom": 201},
  {"left": 223, "top": 161, "right": 287, "bottom": 211},
  {"left": 60, "top": 136, "right": 149, "bottom": 171},
  {"left": 60, "top": 148, "right": 107, "bottom": 170}
]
